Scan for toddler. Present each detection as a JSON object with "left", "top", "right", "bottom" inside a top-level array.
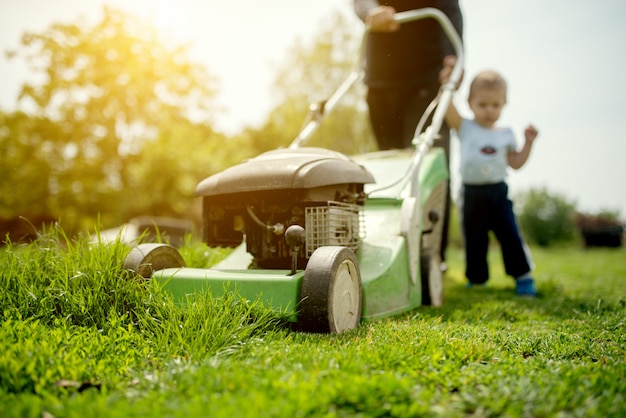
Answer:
[{"left": 443, "top": 70, "right": 538, "bottom": 296}]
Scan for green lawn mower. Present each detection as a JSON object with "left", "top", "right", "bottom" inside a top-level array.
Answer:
[{"left": 123, "top": 8, "right": 464, "bottom": 334}]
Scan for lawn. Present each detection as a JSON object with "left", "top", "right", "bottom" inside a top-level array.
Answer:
[{"left": 1, "top": 229, "right": 624, "bottom": 417}]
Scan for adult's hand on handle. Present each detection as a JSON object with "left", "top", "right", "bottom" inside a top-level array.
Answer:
[
  {"left": 439, "top": 55, "right": 463, "bottom": 88},
  {"left": 366, "top": 6, "right": 400, "bottom": 32}
]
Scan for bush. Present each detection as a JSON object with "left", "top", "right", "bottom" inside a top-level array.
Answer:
[
  {"left": 575, "top": 210, "right": 624, "bottom": 248},
  {"left": 516, "top": 187, "right": 577, "bottom": 247}
]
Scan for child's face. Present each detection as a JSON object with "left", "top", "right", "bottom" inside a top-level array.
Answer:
[{"left": 468, "top": 88, "right": 506, "bottom": 128}]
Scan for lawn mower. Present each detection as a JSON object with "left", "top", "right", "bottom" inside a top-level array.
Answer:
[{"left": 123, "top": 8, "right": 464, "bottom": 333}]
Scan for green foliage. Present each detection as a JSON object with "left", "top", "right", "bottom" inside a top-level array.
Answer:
[
  {"left": 2, "top": 8, "right": 378, "bottom": 237},
  {"left": 0, "top": 225, "right": 143, "bottom": 329},
  {"left": 0, "top": 225, "right": 283, "bottom": 400},
  {"left": 177, "top": 238, "right": 232, "bottom": 269},
  {"left": 241, "top": 12, "right": 376, "bottom": 155},
  {"left": 516, "top": 187, "right": 578, "bottom": 247},
  {"left": 0, "top": 317, "right": 148, "bottom": 395},
  {"left": 446, "top": 202, "right": 464, "bottom": 248},
  {"left": 1, "top": 226, "right": 625, "bottom": 417},
  {"left": 121, "top": 118, "right": 229, "bottom": 219},
  {"left": 0, "top": 111, "right": 62, "bottom": 218},
  {"left": 2, "top": 7, "right": 225, "bottom": 232}
]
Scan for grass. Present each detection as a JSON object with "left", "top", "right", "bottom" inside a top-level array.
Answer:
[{"left": 1, "top": 225, "right": 624, "bottom": 417}]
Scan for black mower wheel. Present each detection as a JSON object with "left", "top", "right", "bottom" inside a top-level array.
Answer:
[
  {"left": 420, "top": 180, "right": 448, "bottom": 307},
  {"left": 123, "top": 243, "right": 185, "bottom": 279},
  {"left": 298, "top": 246, "right": 362, "bottom": 334},
  {"left": 420, "top": 254, "right": 443, "bottom": 306}
]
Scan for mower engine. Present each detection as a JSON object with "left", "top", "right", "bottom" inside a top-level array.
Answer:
[{"left": 195, "top": 148, "right": 375, "bottom": 269}]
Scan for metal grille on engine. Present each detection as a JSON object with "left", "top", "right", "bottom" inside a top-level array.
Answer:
[{"left": 305, "top": 201, "right": 363, "bottom": 257}]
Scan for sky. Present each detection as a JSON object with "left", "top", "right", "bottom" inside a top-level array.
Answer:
[{"left": 1, "top": 0, "right": 625, "bottom": 219}]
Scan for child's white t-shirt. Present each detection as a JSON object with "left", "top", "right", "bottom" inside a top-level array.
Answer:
[{"left": 458, "top": 118, "right": 518, "bottom": 185}]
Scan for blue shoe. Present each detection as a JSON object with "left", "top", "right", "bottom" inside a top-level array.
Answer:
[{"left": 516, "top": 278, "right": 537, "bottom": 297}]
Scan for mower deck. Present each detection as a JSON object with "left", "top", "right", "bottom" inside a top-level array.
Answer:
[{"left": 151, "top": 147, "right": 447, "bottom": 324}]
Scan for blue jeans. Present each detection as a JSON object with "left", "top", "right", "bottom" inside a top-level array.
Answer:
[{"left": 462, "top": 182, "right": 532, "bottom": 284}]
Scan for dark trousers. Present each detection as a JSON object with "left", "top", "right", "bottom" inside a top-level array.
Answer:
[
  {"left": 367, "top": 85, "right": 451, "bottom": 262},
  {"left": 462, "top": 182, "right": 532, "bottom": 284},
  {"left": 367, "top": 84, "right": 442, "bottom": 150}
]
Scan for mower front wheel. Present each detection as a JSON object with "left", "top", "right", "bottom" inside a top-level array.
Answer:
[
  {"left": 123, "top": 243, "right": 185, "bottom": 279},
  {"left": 298, "top": 246, "right": 362, "bottom": 334}
]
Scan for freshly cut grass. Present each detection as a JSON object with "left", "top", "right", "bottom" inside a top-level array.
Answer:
[{"left": 1, "top": 226, "right": 624, "bottom": 417}]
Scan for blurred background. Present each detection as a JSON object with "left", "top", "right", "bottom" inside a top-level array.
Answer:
[{"left": 1, "top": 0, "right": 624, "bottom": 246}]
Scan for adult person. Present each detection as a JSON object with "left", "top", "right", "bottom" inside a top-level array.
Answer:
[{"left": 353, "top": 0, "right": 463, "bottom": 269}]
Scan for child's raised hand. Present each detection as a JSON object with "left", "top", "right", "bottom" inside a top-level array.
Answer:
[{"left": 525, "top": 125, "right": 538, "bottom": 143}]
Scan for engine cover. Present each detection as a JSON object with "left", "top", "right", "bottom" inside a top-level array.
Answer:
[
  {"left": 196, "top": 147, "right": 375, "bottom": 197},
  {"left": 196, "top": 148, "right": 375, "bottom": 269}
]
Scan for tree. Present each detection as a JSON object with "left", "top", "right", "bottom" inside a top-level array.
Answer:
[
  {"left": 122, "top": 117, "right": 230, "bottom": 219},
  {"left": 241, "top": 12, "right": 376, "bottom": 156},
  {"left": 3, "top": 7, "right": 224, "bottom": 232},
  {"left": 516, "top": 187, "right": 577, "bottom": 247},
  {"left": 3, "top": 8, "right": 378, "bottom": 236},
  {"left": 0, "top": 111, "right": 58, "bottom": 218}
]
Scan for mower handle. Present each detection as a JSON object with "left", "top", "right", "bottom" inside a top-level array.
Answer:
[
  {"left": 289, "top": 7, "right": 464, "bottom": 164},
  {"left": 396, "top": 9, "right": 463, "bottom": 198}
]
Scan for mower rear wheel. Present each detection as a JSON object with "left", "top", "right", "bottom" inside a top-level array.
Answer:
[
  {"left": 123, "top": 243, "right": 185, "bottom": 279},
  {"left": 298, "top": 246, "right": 362, "bottom": 334},
  {"left": 420, "top": 180, "right": 448, "bottom": 307},
  {"left": 420, "top": 254, "right": 443, "bottom": 306}
]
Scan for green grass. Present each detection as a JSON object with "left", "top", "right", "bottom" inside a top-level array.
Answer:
[{"left": 1, "top": 226, "right": 624, "bottom": 417}]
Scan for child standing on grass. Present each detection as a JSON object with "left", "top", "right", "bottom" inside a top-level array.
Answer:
[{"left": 443, "top": 69, "right": 538, "bottom": 296}]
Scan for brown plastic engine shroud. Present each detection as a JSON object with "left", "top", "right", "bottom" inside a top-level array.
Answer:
[{"left": 195, "top": 147, "right": 375, "bottom": 197}]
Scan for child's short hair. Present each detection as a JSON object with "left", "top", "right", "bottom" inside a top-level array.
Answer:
[{"left": 469, "top": 70, "right": 507, "bottom": 100}]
